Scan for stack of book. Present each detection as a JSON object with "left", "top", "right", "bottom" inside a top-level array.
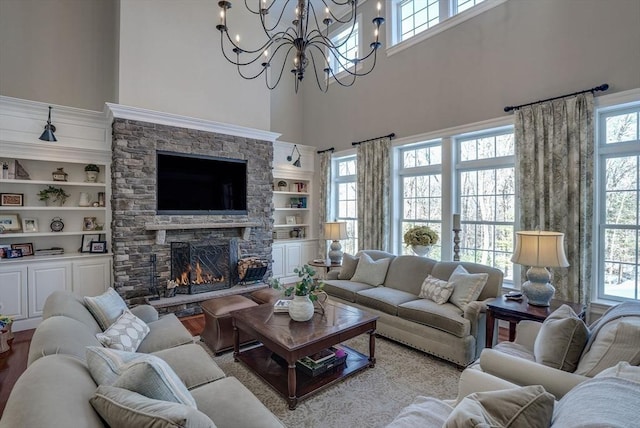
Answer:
[{"left": 296, "top": 347, "right": 348, "bottom": 377}]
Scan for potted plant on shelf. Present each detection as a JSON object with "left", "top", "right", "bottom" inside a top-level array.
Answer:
[
  {"left": 84, "top": 164, "right": 100, "bottom": 183},
  {"left": 38, "top": 185, "right": 70, "bottom": 206},
  {"left": 403, "top": 225, "right": 439, "bottom": 257},
  {"left": 270, "top": 264, "right": 325, "bottom": 321}
]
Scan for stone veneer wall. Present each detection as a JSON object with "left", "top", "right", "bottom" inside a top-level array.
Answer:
[{"left": 111, "top": 118, "right": 273, "bottom": 306}]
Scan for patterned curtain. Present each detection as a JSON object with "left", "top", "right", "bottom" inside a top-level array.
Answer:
[
  {"left": 357, "top": 137, "right": 391, "bottom": 251},
  {"left": 515, "top": 93, "right": 594, "bottom": 304},
  {"left": 318, "top": 151, "right": 332, "bottom": 259}
]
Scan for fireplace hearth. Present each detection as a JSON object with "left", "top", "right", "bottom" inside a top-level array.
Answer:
[{"left": 171, "top": 240, "right": 239, "bottom": 294}]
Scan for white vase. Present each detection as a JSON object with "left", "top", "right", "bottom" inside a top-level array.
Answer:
[
  {"left": 411, "top": 245, "right": 432, "bottom": 257},
  {"left": 289, "top": 294, "right": 315, "bottom": 322}
]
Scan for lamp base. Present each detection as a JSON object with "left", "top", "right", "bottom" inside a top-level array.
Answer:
[
  {"left": 328, "top": 240, "right": 343, "bottom": 265},
  {"left": 522, "top": 266, "right": 555, "bottom": 306}
]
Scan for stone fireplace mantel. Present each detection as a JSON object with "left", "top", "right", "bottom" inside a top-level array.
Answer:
[{"left": 145, "top": 222, "right": 261, "bottom": 244}]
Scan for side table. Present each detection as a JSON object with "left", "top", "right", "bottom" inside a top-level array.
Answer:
[
  {"left": 308, "top": 260, "right": 342, "bottom": 277},
  {"left": 485, "top": 296, "right": 585, "bottom": 348}
]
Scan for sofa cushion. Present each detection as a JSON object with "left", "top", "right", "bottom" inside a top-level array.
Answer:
[
  {"left": 86, "top": 346, "right": 154, "bottom": 386},
  {"left": 431, "top": 262, "right": 503, "bottom": 302},
  {"left": 113, "top": 354, "right": 197, "bottom": 408},
  {"left": 96, "top": 309, "right": 150, "bottom": 352},
  {"left": 351, "top": 253, "right": 392, "bottom": 286},
  {"left": 338, "top": 253, "right": 359, "bottom": 280},
  {"left": 84, "top": 287, "right": 128, "bottom": 330},
  {"left": 533, "top": 304, "right": 589, "bottom": 372},
  {"left": 42, "top": 290, "right": 102, "bottom": 333},
  {"left": 152, "top": 344, "right": 226, "bottom": 390},
  {"left": 445, "top": 385, "right": 554, "bottom": 428},
  {"left": 419, "top": 275, "right": 454, "bottom": 304},
  {"left": 137, "top": 313, "right": 195, "bottom": 353},
  {"left": 322, "top": 280, "right": 375, "bottom": 302},
  {"left": 447, "top": 265, "right": 488, "bottom": 310},
  {"left": 356, "top": 287, "right": 418, "bottom": 316},
  {"left": 574, "top": 316, "right": 640, "bottom": 376},
  {"left": 90, "top": 385, "right": 216, "bottom": 428},
  {"left": 385, "top": 396, "right": 453, "bottom": 428},
  {"left": 397, "top": 299, "right": 469, "bottom": 337},
  {"left": 383, "top": 255, "right": 437, "bottom": 295}
]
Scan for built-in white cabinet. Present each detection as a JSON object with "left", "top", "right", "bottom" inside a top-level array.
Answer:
[
  {"left": 28, "top": 261, "right": 72, "bottom": 317},
  {"left": 0, "top": 265, "right": 28, "bottom": 321},
  {"left": 273, "top": 240, "right": 320, "bottom": 283},
  {"left": 72, "top": 257, "right": 112, "bottom": 297}
]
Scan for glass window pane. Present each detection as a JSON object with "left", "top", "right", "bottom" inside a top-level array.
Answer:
[{"left": 606, "top": 113, "right": 639, "bottom": 144}]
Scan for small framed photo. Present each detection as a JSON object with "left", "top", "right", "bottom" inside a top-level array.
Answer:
[
  {"left": 0, "top": 214, "right": 21, "bottom": 232},
  {"left": 89, "top": 241, "right": 107, "bottom": 253},
  {"left": 0, "top": 244, "right": 11, "bottom": 258},
  {"left": 22, "top": 217, "right": 38, "bottom": 233},
  {"left": 285, "top": 215, "right": 297, "bottom": 225},
  {"left": 6, "top": 248, "right": 23, "bottom": 258},
  {"left": 81, "top": 234, "right": 100, "bottom": 253},
  {"left": 11, "top": 243, "right": 33, "bottom": 256},
  {"left": 0, "top": 193, "right": 23, "bottom": 206},
  {"left": 83, "top": 217, "right": 97, "bottom": 231}
]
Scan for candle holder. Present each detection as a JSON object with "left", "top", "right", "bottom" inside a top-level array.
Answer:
[{"left": 453, "top": 228, "right": 461, "bottom": 261}]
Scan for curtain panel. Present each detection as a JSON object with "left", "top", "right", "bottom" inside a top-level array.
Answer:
[
  {"left": 318, "top": 151, "right": 332, "bottom": 259},
  {"left": 515, "top": 93, "right": 594, "bottom": 304},
  {"left": 356, "top": 137, "right": 391, "bottom": 251}
]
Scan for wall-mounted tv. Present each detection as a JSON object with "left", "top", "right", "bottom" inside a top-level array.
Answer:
[{"left": 156, "top": 151, "right": 247, "bottom": 215}]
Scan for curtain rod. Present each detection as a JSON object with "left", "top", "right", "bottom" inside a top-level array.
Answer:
[
  {"left": 351, "top": 132, "right": 396, "bottom": 146},
  {"left": 316, "top": 147, "right": 335, "bottom": 154},
  {"left": 504, "top": 84, "right": 609, "bottom": 113}
]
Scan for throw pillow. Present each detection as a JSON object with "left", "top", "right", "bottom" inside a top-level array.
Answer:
[
  {"left": 90, "top": 385, "right": 215, "bottom": 428},
  {"left": 84, "top": 287, "right": 128, "bottom": 330},
  {"left": 444, "top": 385, "right": 554, "bottom": 428},
  {"left": 96, "top": 309, "right": 150, "bottom": 352},
  {"left": 86, "top": 346, "right": 154, "bottom": 386},
  {"left": 533, "top": 304, "right": 589, "bottom": 372},
  {"left": 419, "top": 275, "right": 454, "bottom": 305},
  {"left": 574, "top": 317, "right": 640, "bottom": 376},
  {"left": 337, "top": 253, "right": 359, "bottom": 280},
  {"left": 350, "top": 253, "right": 392, "bottom": 286},
  {"left": 113, "top": 354, "right": 197, "bottom": 408},
  {"left": 386, "top": 396, "right": 454, "bottom": 427},
  {"left": 448, "top": 265, "right": 489, "bottom": 310}
]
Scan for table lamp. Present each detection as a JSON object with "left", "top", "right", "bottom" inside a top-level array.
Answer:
[
  {"left": 324, "top": 222, "right": 348, "bottom": 264},
  {"left": 511, "top": 231, "right": 569, "bottom": 306}
]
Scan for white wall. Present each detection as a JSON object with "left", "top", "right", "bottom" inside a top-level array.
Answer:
[
  {"left": 0, "top": 0, "right": 118, "bottom": 111},
  {"left": 117, "top": 0, "right": 271, "bottom": 130},
  {"left": 301, "top": 0, "right": 640, "bottom": 151}
]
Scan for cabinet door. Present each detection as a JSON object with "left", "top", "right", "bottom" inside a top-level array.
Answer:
[
  {"left": 0, "top": 265, "right": 28, "bottom": 320},
  {"left": 272, "top": 244, "right": 285, "bottom": 278},
  {"left": 28, "top": 262, "right": 72, "bottom": 317},
  {"left": 285, "top": 242, "right": 302, "bottom": 275},
  {"left": 301, "top": 240, "right": 318, "bottom": 265},
  {"left": 73, "top": 257, "right": 111, "bottom": 297}
]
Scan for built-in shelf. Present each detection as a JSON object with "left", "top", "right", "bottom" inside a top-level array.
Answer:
[
  {"left": 0, "top": 179, "right": 105, "bottom": 187},
  {"left": 273, "top": 223, "right": 310, "bottom": 228},
  {"left": 0, "top": 206, "right": 104, "bottom": 211},
  {"left": 0, "top": 252, "right": 112, "bottom": 264},
  {"left": 144, "top": 222, "right": 261, "bottom": 244},
  {"left": 0, "top": 230, "right": 106, "bottom": 238}
]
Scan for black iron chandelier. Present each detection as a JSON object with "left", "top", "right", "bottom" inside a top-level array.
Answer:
[{"left": 216, "top": 0, "right": 385, "bottom": 92}]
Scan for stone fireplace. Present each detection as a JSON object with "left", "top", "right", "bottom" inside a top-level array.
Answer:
[
  {"left": 170, "top": 239, "right": 238, "bottom": 294},
  {"left": 109, "top": 111, "right": 275, "bottom": 311}
]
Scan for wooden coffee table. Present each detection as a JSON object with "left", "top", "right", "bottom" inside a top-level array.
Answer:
[{"left": 231, "top": 300, "right": 378, "bottom": 410}]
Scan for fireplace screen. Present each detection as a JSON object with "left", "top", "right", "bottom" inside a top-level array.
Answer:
[{"left": 170, "top": 240, "right": 238, "bottom": 294}]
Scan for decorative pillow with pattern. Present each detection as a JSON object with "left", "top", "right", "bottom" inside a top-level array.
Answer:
[
  {"left": 419, "top": 275, "right": 455, "bottom": 304},
  {"left": 84, "top": 287, "right": 128, "bottom": 330},
  {"left": 350, "top": 253, "right": 392, "bottom": 286},
  {"left": 96, "top": 309, "right": 150, "bottom": 352},
  {"left": 448, "top": 265, "right": 489, "bottom": 310},
  {"left": 338, "top": 253, "right": 360, "bottom": 280}
]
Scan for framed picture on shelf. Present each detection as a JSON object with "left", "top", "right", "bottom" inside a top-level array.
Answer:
[
  {"left": 0, "top": 244, "right": 11, "bottom": 258},
  {"left": 285, "top": 215, "right": 297, "bottom": 225},
  {"left": 22, "top": 217, "right": 38, "bottom": 233},
  {"left": 81, "top": 234, "right": 100, "bottom": 253},
  {"left": 89, "top": 241, "right": 107, "bottom": 253},
  {"left": 83, "top": 216, "right": 97, "bottom": 231},
  {"left": 0, "top": 193, "right": 23, "bottom": 206},
  {"left": 0, "top": 214, "right": 21, "bottom": 232},
  {"left": 11, "top": 242, "right": 33, "bottom": 256},
  {"left": 6, "top": 248, "right": 23, "bottom": 258}
]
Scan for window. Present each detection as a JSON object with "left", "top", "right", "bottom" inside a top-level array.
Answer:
[
  {"left": 457, "top": 129, "right": 515, "bottom": 282},
  {"left": 332, "top": 155, "right": 358, "bottom": 254},
  {"left": 398, "top": 141, "right": 443, "bottom": 259},
  {"left": 597, "top": 105, "right": 640, "bottom": 301},
  {"left": 330, "top": 20, "right": 360, "bottom": 76},
  {"left": 398, "top": 0, "right": 440, "bottom": 42}
]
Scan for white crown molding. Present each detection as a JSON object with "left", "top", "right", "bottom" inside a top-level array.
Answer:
[
  {"left": 105, "top": 103, "right": 281, "bottom": 142},
  {"left": 0, "top": 140, "right": 111, "bottom": 164}
]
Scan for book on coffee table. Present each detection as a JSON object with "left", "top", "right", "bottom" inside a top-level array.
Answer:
[
  {"left": 273, "top": 299, "right": 291, "bottom": 313},
  {"left": 307, "top": 348, "right": 336, "bottom": 364}
]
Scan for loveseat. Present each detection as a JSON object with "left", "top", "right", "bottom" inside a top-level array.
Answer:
[
  {"left": 323, "top": 250, "right": 504, "bottom": 366},
  {"left": 0, "top": 290, "right": 284, "bottom": 428}
]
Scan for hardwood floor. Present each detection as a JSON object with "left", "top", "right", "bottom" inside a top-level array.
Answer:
[{"left": 0, "top": 315, "right": 508, "bottom": 417}]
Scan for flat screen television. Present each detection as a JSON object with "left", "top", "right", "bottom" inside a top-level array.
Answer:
[{"left": 156, "top": 151, "right": 247, "bottom": 215}]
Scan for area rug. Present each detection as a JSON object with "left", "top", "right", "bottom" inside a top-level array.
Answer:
[{"left": 201, "top": 336, "right": 462, "bottom": 427}]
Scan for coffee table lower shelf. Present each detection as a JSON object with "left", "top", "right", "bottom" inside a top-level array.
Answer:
[{"left": 235, "top": 344, "right": 371, "bottom": 409}]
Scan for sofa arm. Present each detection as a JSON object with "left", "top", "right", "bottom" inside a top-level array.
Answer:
[
  {"left": 130, "top": 304, "right": 159, "bottom": 323},
  {"left": 479, "top": 348, "right": 588, "bottom": 399},
  {"left": 450, "top": 368, "right": 520, "bottom": 405},
  {"left": 326, "top": 270, "right": 340, "bottom": 280},
  {"left": 463, "top": 300, "right": 487, "bottom": 337},
  {"left": 512, "top": 320, "right": 542, "bottom": 349}
]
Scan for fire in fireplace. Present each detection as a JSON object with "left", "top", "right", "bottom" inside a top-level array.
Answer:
[{"left": 170, "top": 240, "right": 238, "bottom": 294}]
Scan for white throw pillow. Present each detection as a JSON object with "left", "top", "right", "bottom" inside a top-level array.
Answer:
[
  {"left": 96, "top": 309, "right": 150, "bottom": 352},
  {"left": 84, "top": 287, "right": 128, "bottom": 330},
  {"left": 338, "top": 253, "right": 359, "bottom": 280},
  {"left": 350, "top": 253, "right": 392, "bottom": 286},
  {"left": 419, "top": 275, "right": 454, "bottom": 304},
  {"left": 448, "top": 265, "right": 489, "bottom": 310}
]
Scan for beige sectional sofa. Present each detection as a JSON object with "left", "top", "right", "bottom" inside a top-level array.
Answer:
[
  {"left": 322, "top": 250, "right": 504, "bottom": 367},
  {"left": 1, "top": 291, "right": 284, "bottom": 428}
]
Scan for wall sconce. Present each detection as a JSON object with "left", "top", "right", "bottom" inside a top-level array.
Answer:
[
  {"left": 38, "top": 106, "right": 57, "bottom": 142},
  {"left": 286, "top": 144, "right": 301, "bottom": 168}
]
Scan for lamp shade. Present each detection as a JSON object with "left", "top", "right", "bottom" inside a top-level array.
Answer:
[
  {"left": 511, "top": 231, "right": 570, "bottom": 268},
  {"left": 324, "top": 222, "right": 348, "bottom": 241}
]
